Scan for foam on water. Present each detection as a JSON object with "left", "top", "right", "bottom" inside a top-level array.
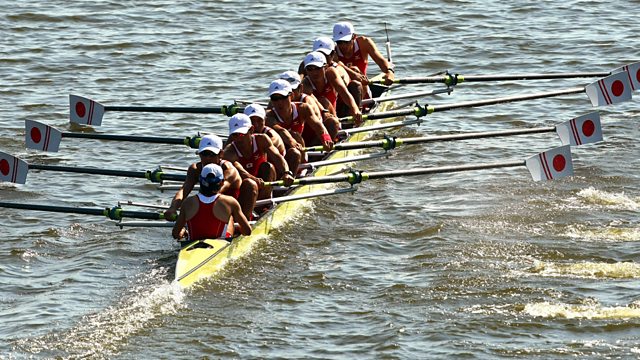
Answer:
[
  {"left": 12, "top": 268, "right": 185, "bottom": 359},
  {"left": 528, "top": 260, "right": 640, "bottom": 279},
  {"left": 523, "top": 301, "right": 640, "bottom": 320},
  {"left": 576, "top": 187, "right": 639, "bottom": 211}
]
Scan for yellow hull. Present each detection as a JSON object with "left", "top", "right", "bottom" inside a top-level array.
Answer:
[{"left": 175, "top": 81, "right": 395, "bottom": 287}]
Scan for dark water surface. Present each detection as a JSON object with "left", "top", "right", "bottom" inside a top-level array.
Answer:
[{"left": 1, "top": 0, "right": 639, "bottom": 358}]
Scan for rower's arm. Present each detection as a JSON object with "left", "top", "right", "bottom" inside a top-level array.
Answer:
[
  {"left": 362, "top": 36, "right": 394, "bottom": 83},
  {"left": 165, "top": 165, "right": 197, "bottom": 219},
  {"left": 328, "top": 69, "right": 360, "bottom": 117},
  {"left": 261, "top": 135, "right": 288, "bottom": 178},
  {"left": 220, "top": 162, "right": 241, "bottom": 194},
  {"left": 229, "top": 199, "right": 252, "bottom": 235},
  {"left": 171, "top": 202, "right": 188, "bottom": 239}
]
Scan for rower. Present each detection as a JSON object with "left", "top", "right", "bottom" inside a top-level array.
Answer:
[
  {"left": 301, "top": 51, "right": 363, "bottom": 126},
  {"left": 164, "top": 134, "right": 242, "bottom": 221},
  {"left": 310, "top": 36, "right": 364, "bottom": 121},
  {"left": 222, "top": 114, "right": 295, "bottom": 219},
  {"left": 172, "top": 163, "right": 251, "bottom": 242},
  {"left": 332, "top": 21, "right": 395, "bottom": 92},
  {"left": 244, "top": 103, "right": 286, "bottom": 155},
  {"left": 265, "top": 79, "right": 333, "bottom": 169},
  {"left": 278, "top": 70, "right": 340, "bottom": 142}
]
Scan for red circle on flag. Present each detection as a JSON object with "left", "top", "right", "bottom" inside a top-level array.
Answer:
[
  {"left": 75, "top": 102, "right": 86, "bottom": 118},
  {"left": 636, "top": 69, "right": 640, "bottom": 83},
  {"left": 552, "top": 154, "right": 566, "bottom": 172},
  {"left": 30, "top": 127, "right": 42, "bottom": 144},
  {"left": 0, "top": 159, "right": 9, "bottom": 176},
  {"left": 582, "top": 120, "right": 595, "bottom": 137},
  {"left": 611, "top": 80, "right": 625, "bottom": 97}
]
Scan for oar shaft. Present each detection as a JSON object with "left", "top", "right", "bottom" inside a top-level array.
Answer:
[
  {"left": 104, "top": 106, "right": 232, "bottom": 114},
  {"left": 429, "top": 87, "right": 585, "bottom": 113},
  {"left": 364, "top": 161, "right": 525, "bottom": 180},
  {"left": 0, "top": 202, "right": 167, "bottom": 220},
  {"left": 28, "top": 164, "right": 187, "bottom": 182},
  {"left": 393, "top": 71, "right": 611, "bottom": 84},
  {"left": 460, "top": 71, "right": 611, "bottom": 82},
  {"left": 62, "top": 132, "right": 187, "bottom": 145}
]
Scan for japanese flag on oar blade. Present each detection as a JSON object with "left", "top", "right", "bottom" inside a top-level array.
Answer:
[
  {"left": 555, "top": 111, "right": 603, "bottom": 146},
  {"left": 614, "top": 62, "right": 640, "bottom": 91},
  {"left": 25, "top": 120, "right": 62, "bottom": 152},
  {"left": 69, "top": 95, "right": 105, "bottom": 126},
  {"left": 525, "top": 145, "right": 573, "bottom": 181},
  {"left": 585, "top": 72, "right": 632, "bottom": 107},
  {"left": 0, "top": 151, "right": 28, "bottom": 184}
]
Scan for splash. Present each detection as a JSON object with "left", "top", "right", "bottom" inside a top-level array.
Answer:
[
  {"left": 563, "top": 224, "right": 640, "bottom": 242},
  {"left": 577, "top": 187, "right": 639, "bottom": 210},
  {"left": 523, "top": 301, "right": 640, "bottom": 320},
  {"left": 529, "top": 260, "right": 640, "bottom": 279},
  {"left": 13, "top": 268, "right": 186, "bottom": 359}
]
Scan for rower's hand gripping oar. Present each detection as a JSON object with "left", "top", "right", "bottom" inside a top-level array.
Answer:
[
  {"left": 341, "top": 72, "right": 634, "bottom": 124},
  {"left": 69, "top": 95, "right": 245, "bottom": 126},
  {"left": 267, "top": 145, "right": 574, "bottom": 188},
  {"left": 374, "top": 61, "right": 640, "bottom": 86},
  {"left": 24, "top": 120, "right": 225, "bottom": 152},
  {"left": 0, "top": 201, "right": 175, "bottom": 221},
  {"left": 0, "top": 151, "right": 187, "bottom": 185},
  {"left": 308, "top": 111, "right": 603, "bottom": 152}
]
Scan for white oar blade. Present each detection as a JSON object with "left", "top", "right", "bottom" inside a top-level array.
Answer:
[
  {"left": 69, "top": 95, "right": 105, "bottom": 126},
  {"left": 613, "top": 62, "right": 640, "bottom": 91},
  {"left": 585, "top": 72, "right": 633, "bottom": 107},
  {"left": 525, "top": 145, "right": 573, "bottom": 181},
  {"left": 25, "top": 120, "right": 62, "bottom": 152},
  {"left": 555, "top": 111, "right": 603, "bottom": 146},
  {"left": 0, "top": 151, "right": 28, "bottom": 184}
]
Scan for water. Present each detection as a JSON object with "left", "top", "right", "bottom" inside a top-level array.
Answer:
[{"left": 1, "top": 0, "right": 639, "bottom": 358}]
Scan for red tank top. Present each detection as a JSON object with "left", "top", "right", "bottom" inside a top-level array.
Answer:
[
  {"left": 186, "top": 194, "right": 231, "bottom": 241},
  {"left": 309, "top": 73, "right": 338, "bottom": 109},
  {"left": 273, "top": 103, "right": 305, "bottom": 134},
  {"left": 231, "top": 135, "right": 268, "bottom": 177},
  {"left": 337, "top": 38, "right": 368, "bottom": 75}
]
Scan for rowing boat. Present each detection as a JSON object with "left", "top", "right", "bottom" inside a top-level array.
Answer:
[{"left": 174, "top": 75, "right": 395, "bottom": 287}]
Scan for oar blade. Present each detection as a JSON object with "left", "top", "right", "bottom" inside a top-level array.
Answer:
[
  {"left": 585, "top": 72, "right": 633, "bottom": 107},
  {"left": 555, "top": 111, "right": 603, "bottom": 146},
  {"left": 613, "top": 62, "right": 640, "bottom": 91},
  {"left": 25, "top": 120, "right": 62, "bottom": 152},
  {"left": 69, "top": 95, "right": 105, "bottom": 126},
  {"left": 525, "top": 145, "right": 573, "bottom": 181},
  {"left": 0, "top": 151, "right": 28, "bottom": 184}
]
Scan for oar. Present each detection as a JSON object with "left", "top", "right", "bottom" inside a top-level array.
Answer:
[
  {"left": 341, "top": 72, "right": 633, "bottom": 123},
  {"left": 69, "top": 95, "right": 245, "bottom": 126},
  {"left": 361, "top": 87, "right": 453, "bottom": 108},
  {"left": 309, "top": 112, "right": 602, "bottom": 152},
  {"left": 0, "top": 151, "right": 186, "bottom": 185},
  {"left": 24, "top": 120, "right": 226, "bottom": 152},
  {"left": 266, "top": 145, "right": 574, "bottom": 187},
  {"left": 375, "top": 62, "right": 640, "bottom": 86},
  {"left": 0, "top": 202, "right": 172, "bottom": 221}
]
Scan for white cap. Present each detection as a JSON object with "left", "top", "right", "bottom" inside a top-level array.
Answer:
[
  {"left": 228, "top": 113, "right": 253, "bottom": 135},
  {"left": 304, "top": 51, "right": 326, "bottom": 69},
  {"left": 200, "top": 163, "right": 224, "bottom": 187},
  {"left": 277, "top": 70, "right": 301, "bottom": 90},
  {"left": 268, "top": 79, "right": 292, "bottom": 97},
  {"left": 333, "top": 21, "right": 354, "bottom": 42},
  {"left": 313, "top": 37, "right": 335, "bottom": 55},
  {"left": 244, "top": 103, "right": 266, "bottom": 120},
  {"left": 196, "top": 134, "right": 223, "bottom": 155}
]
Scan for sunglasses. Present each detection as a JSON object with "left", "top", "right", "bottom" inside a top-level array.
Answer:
[
  {"left": 270, "top": 94, "right": 288, "bottom": 102},
  {"left": 199, "top": 150, "right": 217, "bottom": 157}
]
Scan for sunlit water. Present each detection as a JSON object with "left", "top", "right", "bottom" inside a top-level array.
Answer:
[{"left": 1, "top": 0, "right": 639, "bottom": 358}]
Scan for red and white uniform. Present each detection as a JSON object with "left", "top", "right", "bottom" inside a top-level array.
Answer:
[
  {"left": 273, "top": 103, "right": 305, "bottom": 135},
  {"left": 231, "top": 135, "right": 268, "bottom": 177},
  {"left": 336, "top": 38, "right": 368, "bottom": 75},
  {"left": 308, "top": 74, "right": 338, "bottom": 109},
  {"left": 186, "top": 194, "right": 231, "bottom": 241}
]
